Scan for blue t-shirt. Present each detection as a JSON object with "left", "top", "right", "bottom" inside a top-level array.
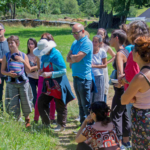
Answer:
[
  {"left": 71, "top": 36, "right": 93, "bottom": 80},
  {"left": 125, "top": 44, "right": 134, "bottom": 53}
]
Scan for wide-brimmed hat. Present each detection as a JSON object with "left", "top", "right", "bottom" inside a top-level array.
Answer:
[{"left": 33, "top": 39, "right": 56, "bottom": 57}]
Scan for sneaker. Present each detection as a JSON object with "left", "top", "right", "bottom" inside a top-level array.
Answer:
[
  {"left": 50, "top": 120, "right": 57, "bottom": 125},
  {"left": 122, "top": 141, "right": 131, "bottom": 149},
  {"left": 54, "top": 124, "right": 65, "bottom": 132},
  {"left": 18, "top": 117, "right": 25, "bottom": 122},
  {"left": 74, "top": 116, "right": 80, "bottom": 122},
  {"left": 120, "top": 145, "right": 126, "bottom": 150}
]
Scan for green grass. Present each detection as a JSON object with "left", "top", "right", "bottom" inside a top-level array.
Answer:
[{"left": 136, "top": 6, "right": 149, "bottom": 17}]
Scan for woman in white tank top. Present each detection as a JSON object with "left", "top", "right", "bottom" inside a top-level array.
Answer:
[
  {"left": 97, "top": 28, "right": 116, "bottom": 103},
  {"left": 121, "top": 36, "right": 150, "bottom": 150}
]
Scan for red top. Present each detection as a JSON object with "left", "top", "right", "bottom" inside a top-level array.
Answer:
[
  {"left": 124, "top": 52, "right": 140, "bottom": 90},
  {"left": 82, "top": 125, "right": 119, "bottom": 149},
  {"left": 43, "top": 62, "right": 62, "bottom": 99}
]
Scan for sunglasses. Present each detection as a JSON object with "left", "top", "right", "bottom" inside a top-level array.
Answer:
[{"left": 71, "top": 30, "right": 82, "bottom": 35}]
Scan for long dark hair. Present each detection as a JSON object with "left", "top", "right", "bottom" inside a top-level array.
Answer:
[
  {"left": 89, "top": 101, "right": 111, "bottom": 126},
  {"left": 98, "top": 28, "right": 110, "bottom": 46},
  {"left": 27, "top": 38, "right": 37, "bottom": 54}
]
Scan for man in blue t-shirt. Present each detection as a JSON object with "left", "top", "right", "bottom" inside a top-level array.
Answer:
[
  {"left": 0, "top": 23, "right": 9, "bottom": 112},
  {"left": 67, "top": 23, "right": 93, "bottom": 124}
]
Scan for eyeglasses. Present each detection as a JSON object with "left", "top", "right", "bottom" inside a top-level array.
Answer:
[
  {"left": 0, "top": 29, "right": 3, "bottom": 31},
  {"left": 71, "top": 30, "right": 82, "bottom": 35}
]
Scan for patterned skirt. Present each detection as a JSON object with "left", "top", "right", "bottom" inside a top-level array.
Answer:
[{"left": 131, "top": 106, "right": 150, "bottom": 150}]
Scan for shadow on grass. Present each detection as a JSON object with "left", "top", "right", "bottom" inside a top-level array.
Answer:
[
  {"left": 21, "top": 122, "right": 59, "bottom": 138},
  {"left": 5, "top": 28, "right": 73, "bottom": 38}
]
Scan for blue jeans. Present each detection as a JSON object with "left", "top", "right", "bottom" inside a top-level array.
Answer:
[
  {"left": 29, "top": 77, "right": 38, "bottom": 107},
  {"left": 73, "top": 77, "right": 91, "bottom": 124},
  {"left": 0, "top": 77, "right": 7, "bottom": 112},
  {"left": 126, "top": 103, "right": 133, "bottom": 127},
  {"left": 104, "top": 94, "right": 107, "bottom": 103}
]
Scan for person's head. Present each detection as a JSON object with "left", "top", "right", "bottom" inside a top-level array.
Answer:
[
  {"left": 89, "top": 101, "right": 111, "bottom": 126},
  {"left": 127, "top": 21, "right": 150, "bottom": 44},
  {"left": 72, "top": 23, "right": 85, "bottom": 41},
  {"left": 92, "top": 35, "right": 103, "bottom": 50},
  {"left": 7, "top": 35, "right": 20, "bottom": 51},
  {"left": 109, "top": 29, "right": 127, "bottom": 48},
  {"left": 133, "top": 36, "right": 150, "bottom": 64},
  {"left": 119, "top": 24, "right": 130, "bottom": 46},
  {"left": 97, "top": 28, "right": 110, "bottom": 45},
  {"left": 27, "top": 38, "right": 37, "bottom": 54},
  {"left": 0, "top": 23, "right": 5, "bottom": 39},
  {"left": 41, "top": 33, "right": 55, "bottom": 41}
]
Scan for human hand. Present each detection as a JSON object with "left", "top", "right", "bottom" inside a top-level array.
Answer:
[
  {"left": 118, "top": 74, "right": 125, "bottom": 84},
  {"left": 8, "top": 71, "right": 17, "bottom": 78},
  {"left": 85, "top": 115, "right": 93, "bottom": 123},
  {"left": 32, "top": 66, "right": 38, "bottom": 72},
  {"left": 42, "top": 72, "right": 52, "bottom": 78},
  {"left": 130, "top": 96, "right": 136, "bottom": 103},
  {"left": 114, "top": 83, "right": 122, "bottom": 88},
  {"left": 38, "top": 69, "right": 43, "bottom": 75},
  {"left": 0, "top": 78, "right": 1, "bottom": 84},
  {"left": 14, "top": 56, "right": 25, "bottom": 63}
]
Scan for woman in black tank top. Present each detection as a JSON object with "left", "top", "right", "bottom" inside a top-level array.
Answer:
[{"left": 109, "top": 30, "right": 131, "bottom": 149}]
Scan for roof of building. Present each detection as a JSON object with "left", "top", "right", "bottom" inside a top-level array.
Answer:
[{"left": 138, "top": 8, "right": 150, "bottom": 18}]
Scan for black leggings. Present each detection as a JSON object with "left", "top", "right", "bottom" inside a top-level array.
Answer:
[{"left": 110, "top": 86, "right": 130, "bottom": 140}]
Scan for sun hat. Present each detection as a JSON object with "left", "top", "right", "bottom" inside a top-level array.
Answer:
[{"left": 33, "top": 39, "right": 57, "bottom": 57}]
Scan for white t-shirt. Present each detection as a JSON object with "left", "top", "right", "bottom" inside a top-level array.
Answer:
[{"left": 92, "top": 48, "right": 107, "bottom": 76}]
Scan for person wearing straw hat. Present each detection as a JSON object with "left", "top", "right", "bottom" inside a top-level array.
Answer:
[{"left": 33, "top": 39, "right": 75, "bottom": 131}]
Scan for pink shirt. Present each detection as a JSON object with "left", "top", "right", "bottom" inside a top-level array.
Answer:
[{"left": 124, "top": 52, "right": 140, "bottom": 90}]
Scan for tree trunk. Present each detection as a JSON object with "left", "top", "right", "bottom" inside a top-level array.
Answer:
[
  {"left": 98, "top": 0, "right": 104, "bottom": 28},
  {"left": 13, "top": 3, "right": 16, "bottom": 19},
  {"left": 10, "top": 3, "right": 13, "bottom": 19}
]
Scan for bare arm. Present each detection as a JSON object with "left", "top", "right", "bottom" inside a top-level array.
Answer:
[
  {"left": 70, "top": 51, "right": 86, "bottom": 63},
  {"left": 15, "top": 55, "right": 38, "bottom": 73},
  {"left": 0, "top": 59, "right": 2, "bottom": 63},
  {"left": 75, "top": 115, "right": 93, "bottom": 143},
  {"left": 66, "top": 50, "right": 74, "bottom": 63},
  {"left": 107, "top": 47, "right": 116, "bottom": 64},
  {"left": 116, "top": 52, "right": 125, "bottom": 78},
  {"left": 36, "top": 56, "right": 40, "bottom": 70},
  {"left": 121, "top": 74, "right": 141, "bottom": 105},
  {"left": 92, "top": 58, "right": 107, "bottom": 68}
]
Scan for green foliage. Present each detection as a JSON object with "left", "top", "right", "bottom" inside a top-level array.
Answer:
[
  {"left": 62, "top": 0, "right": 79, "bottom": 14},
  {"left": 128, "top": 6, "right": 137, "bottom": 17},
  {"left": 80, "top": 0, "right": 97, "bottom": 16}
]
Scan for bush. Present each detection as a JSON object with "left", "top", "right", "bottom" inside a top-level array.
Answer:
[{"left": 128, "top": 6, "right": 137, "bottom": 17}]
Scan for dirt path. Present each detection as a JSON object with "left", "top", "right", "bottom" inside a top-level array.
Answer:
[{"left": 55, "top": 82, "right": 114, "bottom": 150}]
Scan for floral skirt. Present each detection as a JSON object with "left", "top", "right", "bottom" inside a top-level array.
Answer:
[{"left": 131, "top": 106, "right": 150, "bottom": 150}]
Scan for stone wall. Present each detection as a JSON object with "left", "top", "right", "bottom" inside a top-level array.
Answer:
[{"left": 0, "top": 19, "right": 77, "bottom": 27}]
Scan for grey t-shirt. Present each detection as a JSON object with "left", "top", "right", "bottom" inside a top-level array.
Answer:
[
  {"left": 0, "top": 40, "right": 9, "bottom": 77},
  {"left": 92, "top": 48, "right": 107, "bottom": 76}
]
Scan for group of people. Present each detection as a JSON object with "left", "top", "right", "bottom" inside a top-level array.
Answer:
[{"left": 0, "top": 20, "right": 150, "bottom": 150}]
